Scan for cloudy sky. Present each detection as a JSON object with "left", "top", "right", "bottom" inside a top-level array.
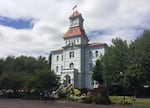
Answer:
[{"left": 0, "top": 0, "right": 150, "bottom": 58}]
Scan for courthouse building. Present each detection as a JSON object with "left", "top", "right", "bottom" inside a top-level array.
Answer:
[{"left": 51, "top": 10, "right": 107, "bottom": 89}]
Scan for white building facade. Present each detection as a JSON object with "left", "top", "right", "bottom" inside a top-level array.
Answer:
[{"left": 51, "top": 10, "right": 107, "bottom": 89}]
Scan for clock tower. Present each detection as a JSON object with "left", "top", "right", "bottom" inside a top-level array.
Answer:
[
  {"left": 64, "top": 10, "right": 89, "bottom": 46},
  {"left": 69, "top": 10, "right": 84, "bottom": 29}
]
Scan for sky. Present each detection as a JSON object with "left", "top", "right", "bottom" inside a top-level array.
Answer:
[{"left": 0, "top": 0, "right": 150, "bottom": 58}]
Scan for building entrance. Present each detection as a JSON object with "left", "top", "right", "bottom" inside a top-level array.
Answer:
[{"left": 63, "top": 75, "right": 71, "bottom": 87}]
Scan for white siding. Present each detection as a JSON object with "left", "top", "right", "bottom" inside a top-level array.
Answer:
[{"left": 51, "top": 44, "right": 105, "bottom": 89}]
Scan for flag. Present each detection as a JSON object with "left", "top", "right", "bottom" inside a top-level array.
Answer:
[{"left": 73, "top": 5, "right": 77, "bottom": 10}]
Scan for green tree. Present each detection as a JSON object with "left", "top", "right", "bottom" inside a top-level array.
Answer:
[
  {"left": 0, "top": 58, "right": 4, "bottom": 74},
  {"left": 125, "top": 30, "right": 150, "bottom": 94},
  {"left": 3, "top": 56, "right": 15, "bottom": 72},
  {"left": 102, "top": 38, "right": 129, "bottom": 86},
  {"left": 34, "top": 70, "right": 59, "bottom": 92},
  {"left": 0, "top": 55, "right": 59, "bottom": 93},
  {"left": 92, "top": 59, "right": 104, "bottom": 84},
  {"left": 0, "top": 72, "right": 24, "bottom": 92}
]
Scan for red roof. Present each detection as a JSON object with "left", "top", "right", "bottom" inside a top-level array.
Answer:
[
  {"left": 69, "top": 10, "right": 81, "bottom": 18},
  {"left": 64, "top": 26, "right": 82, "bottom": 37},
  {"left": 64, "top": 26, "right": 89, "bottom": 41},
  {"left": 88, "top": 42, "right": 105, "bottom": 46}
]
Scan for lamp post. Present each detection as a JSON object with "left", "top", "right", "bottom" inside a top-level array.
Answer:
[{"left": 120, "top": 71, "right": 125, "bottom": 104}]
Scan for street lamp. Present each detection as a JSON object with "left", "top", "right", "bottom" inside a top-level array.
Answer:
[{"left": 120, "top": 72, "right": 125, "bottom": 104}]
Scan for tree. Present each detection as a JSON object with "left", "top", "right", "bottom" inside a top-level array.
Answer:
[
  {"left": 0, "top": 55, "right": 61, "bottom": 98},
  {"left": 0, "top": 72, "right": 24, "bottom": 92},
  {"left": 125, "top": 30, "right": 150, "bottom": 94},
  {"left": 0, "top": 58, "right": 4, "bottom": 74},
  {"left": 92, "top": 59, "right": 104, "bottom": 84},
  {"left": 102, "top": 38, "right": 128, "bottom": 86},
  {"left": 33, "top": 70, "right": 60, "bottom": 92}
]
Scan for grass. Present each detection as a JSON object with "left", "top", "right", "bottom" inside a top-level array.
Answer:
[{"left": 110, "top": 96, "right": 150, "bottom": 108}]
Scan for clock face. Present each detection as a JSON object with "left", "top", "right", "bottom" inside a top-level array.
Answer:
[
  {"left": 73, "top": 19, "right": 78, "bottom": 24},
  {"left": 70, "top": 17, "right": 80, "bottom": 27},
  {"left": 70, "top": 18, "right": 79, "bottom": 26}
]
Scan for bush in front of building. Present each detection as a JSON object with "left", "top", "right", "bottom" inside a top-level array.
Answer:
[
  {"left": 81, "top": 96, "right": 92, "bottom": 103},
  {"left": 92, "top": 84, "right": 111, "bottom": 104},
  {"left": 58, "top": 91, "right": 69, "bottom": 99}
]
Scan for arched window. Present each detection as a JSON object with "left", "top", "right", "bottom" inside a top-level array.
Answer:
[
  {"left": 69, "top": 63, "right": 74, "bottom": 69},
  {"left": 95, "top": 51, "right": 98, "bottom": 57}
]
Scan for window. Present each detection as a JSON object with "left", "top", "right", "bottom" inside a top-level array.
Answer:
[
  {"left": 56, "top": 56, "right": 59, "bottom": 61},
  {"left": 89, "top": 51, "right": 92, "bottom": 58},
  {"left": 69, "top": 63, "right": 74, "bottom": 69},
  {"left": 61, "top": 55, "right": 63, "bottom": 61},
  {"left": 70, "top": 51, "right": 74, "bottom": 58},
  {"left": 70, "top": 28, "right": 74, "bottom": 33},
  {"left": 95, "top": 51, "right": 98, "bottom": 57},
  {"left": 56, "top": 66, "right": 58, "bottom": 72},
  {"left": 77, "top": 38, "right": 79, "bottom": 43},
  {"left": 89, "top": 63, "right": 93, "bottom": 71},
  {"left": 61, "top": 66, "right": 63, "bottom": 70}
]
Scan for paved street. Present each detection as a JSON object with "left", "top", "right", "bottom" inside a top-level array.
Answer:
[{"left": 0, "top": 99, "right": 133, "bottom": 108}]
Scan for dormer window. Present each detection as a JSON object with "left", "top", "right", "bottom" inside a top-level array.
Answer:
[{"left": 70, "top": 28, "right": 74, "bottom": 33}]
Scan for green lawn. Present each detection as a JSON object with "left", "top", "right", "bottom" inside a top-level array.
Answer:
[{"left": 110, "top": 96, "right": 150, "bottom": 108}]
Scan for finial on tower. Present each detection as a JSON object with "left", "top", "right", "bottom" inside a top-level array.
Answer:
[{"left": 72, "top": 5, "right": 77, "bottom": 11}]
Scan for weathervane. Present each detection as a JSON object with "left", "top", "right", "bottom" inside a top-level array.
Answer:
[{"left": 72, "top": 5, "right": 77, "bottom": 11}]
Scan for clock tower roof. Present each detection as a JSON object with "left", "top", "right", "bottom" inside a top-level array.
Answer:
[
  {"left": 64, "top": 10, "right": 89, "bottom": 42},
  {"left": 69, "top": 10, "right": 81, "bottom": 19},
  {"left": 64, "top": 26, "right": 88, "bottom": 41}
]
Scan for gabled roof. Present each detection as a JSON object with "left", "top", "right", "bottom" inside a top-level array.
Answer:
[
  {"left": 64, "top": 26, "right": 89, "bottom": 41},
  {"left": 69, "top": 10, "right": 81, "bottom": 18}
]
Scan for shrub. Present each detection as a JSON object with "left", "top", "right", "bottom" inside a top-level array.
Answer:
[
  {"left": 58, "top": 92, "right": 69, "bottom": 99},
  {"left": 82, "top": 96, "right": 92, "bottom": 103},
  {"left": 118, "top": 98, "right": 132, "bottom": 105},
  {"left": 73, "top": 88, "right": 81, "bottom": 96},
  {"left": 95, "top": 96, "right": 111, "bottom": 104},
  {"left": 80, "top": 88, "right": 90, "bottom": 94},
  {"left": 68, "top": 94, "right": 81, "bottom": 102}
]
